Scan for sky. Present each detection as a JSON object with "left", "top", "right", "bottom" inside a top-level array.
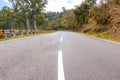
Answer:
[
  {"left": 45, "top": 0, "right": 84, "bottom": 12},
  {"left": 0, "top": 0, "right": 84, "bottom": 12},
  {"left": 0, "top": 0, "right": 11, "bottom": 9},
  {"left": 0, "top": 0, "right": 100, "bottom": 12}
]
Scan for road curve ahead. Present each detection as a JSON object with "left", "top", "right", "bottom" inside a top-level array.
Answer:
[{"left": 0, "top": 31, "right": 120, "bottom": 80}]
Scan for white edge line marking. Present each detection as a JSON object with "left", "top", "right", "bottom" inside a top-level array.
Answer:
[
  {"left": 99, "top": 38, "right": 120, "bottom": 45},
  {"left": 58, "top": 50, "right": 65, "bottom": 80},
  {"left": 81, "top": 34, "right": 120, "bottom": 45},
  {"left": 60, "top": 37, "right": 63, "bottom": 42}
]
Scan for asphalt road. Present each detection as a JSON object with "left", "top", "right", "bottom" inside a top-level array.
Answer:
[{"left": 0, "top": 31, "right": 120, "bottom": 80}]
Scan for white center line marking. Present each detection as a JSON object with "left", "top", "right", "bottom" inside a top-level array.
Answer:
[
  {"left": 58, "top": 50, "right": 65, "bottom": 80},
  {"left": 60, "top": 37, "right": 63, "bottom": 42}
]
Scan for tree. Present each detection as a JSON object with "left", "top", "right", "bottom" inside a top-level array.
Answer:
[
  {"left": 41, "top": 11, "right": 65, "bottom": 30},
  {"left": 9, "top": 0, "right": 47, "bottom": 32},
  {"left": 61, "top": 10, "right": 78, "bottom": 30},
  {"left": 9, "top": 0, "right": 31, "bottom": 31},
  {"left": 89, "top": 4, "right": 110, "bottom": 25},
  {"left": 0, "top": 11, "right": 5, "bottom": 29},
  {"left": 62, "top": 7, "right": 67, "bottom": 14},
  {"left": 74, "top": 2, "right": 90, "bottom": 27},
  {"left": 28, "top": 0, "right": 47, "bottom": 32},
  {"left": 0, "top": 6, "right": 18, "bottom": 29},
  {"left": 85, "top": 0, "right": 96, "bottom": 7},
  {"left": 109, "top": 0, "right": 120, "bottom": 5}
]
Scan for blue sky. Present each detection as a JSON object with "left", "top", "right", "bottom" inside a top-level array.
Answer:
[{"left": 0, "top": 0, "right": 11, "bottom": 9}]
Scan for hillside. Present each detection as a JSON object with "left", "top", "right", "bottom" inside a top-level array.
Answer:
[{"left": 43, "top": 0, "right": 120, "bottom": 42}]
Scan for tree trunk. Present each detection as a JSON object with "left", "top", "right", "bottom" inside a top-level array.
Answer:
[
  {"left": 26, "top": 12, "right": 30, "bottom": 35},
  {"left": 34, "top": 14, "right": 37, "bottom": 34}
]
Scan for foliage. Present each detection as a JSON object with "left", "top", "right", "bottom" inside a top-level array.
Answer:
[
  {"left": 61, "top": 10, "right": 78, "bottom": 30},
  {"left": 74, "top": 2, "right": 90, "bottom": 27},
  {"left": 0, "top": 6, "right": 19, "bottom": 29},
  {"left": 89, "top": 4, "right": 110, "bottom": 25},
  {"left": 41, "top": 11, "right": 65, "bottom": 30},
  {"left": 1, "top": 0, "right": 119, "bottom": 36},
  {"left": 9, "top": 0, "right": 47, "bottom": 30},
  {"left": 109, "top": 0, "right": 120, "bottom": 5},
  {"left": 85, "top": 0, "right": 97, "bottom": 7}
]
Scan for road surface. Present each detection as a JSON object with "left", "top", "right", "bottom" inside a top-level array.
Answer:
[{"left": 0, "top": 31, "right": 120, "bottom": 80}]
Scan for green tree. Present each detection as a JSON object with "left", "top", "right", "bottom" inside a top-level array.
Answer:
[
  {"left": 89, "top": 4, "right": 110, "bottom": 25},
  {"left": 0, "top": 11, "right": 5, "bottom": 29},
  {"left": 0, "top": 6, "right": 18, "bottom": 29},
  {"left": 74, "top": 2, "right": 90, "bottom": 27},
  {"left": 61, "top": 10, "right": 78, "bottom": 30},
  {"left": 9, "top": 0, "right": 31, "bottom": 30},
  {"left": 85, "top": 0, "right": 96, "bottom": 7},
  {"left": 9, "top": 0, "right": 47, "bottom": 31},
  {"left": 28, "top": 0, "right": 47, "bottom": 31}
]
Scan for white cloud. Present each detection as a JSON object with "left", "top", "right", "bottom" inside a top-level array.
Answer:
[
  {"left": 4, "top": 0, "right": 9, "bottom": 3},
  {"left": 45, "top": 0, "right": 83, "bottom": 12}
]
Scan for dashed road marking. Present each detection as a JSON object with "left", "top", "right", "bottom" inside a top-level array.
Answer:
[
  {"left": 60, "top": 37, "right": 63, "bottom": 42},
  {"left": 58, "top": 50, "right": 65, "bottom": 80}
]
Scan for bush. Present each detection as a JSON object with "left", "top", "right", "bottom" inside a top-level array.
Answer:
[
  {"left": 89, "top": 4, "right": 110, "bottom": 25},
  {"left": 52, "top": 26, "right": 59, "bottom": 30}
]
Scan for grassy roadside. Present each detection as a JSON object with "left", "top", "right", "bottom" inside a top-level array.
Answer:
[
  {"left": 0, "top": 30, "right": 55, "bottom": 42},
  {"left": 82, "top": 32, "right": 120, "bottom": 43}
]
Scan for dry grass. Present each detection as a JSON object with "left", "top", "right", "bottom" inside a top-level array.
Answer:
[{"left": 83, "top": 32, "right": 120, "bottom": 43}]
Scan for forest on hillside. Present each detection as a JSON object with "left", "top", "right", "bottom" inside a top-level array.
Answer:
[
  {"left": 43, "top": 0, "right": 120, "bottom": 41},
  {"left": 0, "top": 0, "right": 120, "bottom": 40}
]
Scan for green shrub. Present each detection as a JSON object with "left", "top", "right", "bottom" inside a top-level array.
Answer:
[{"left": 89, "top": 4, "right": 110, "bottom": 25}]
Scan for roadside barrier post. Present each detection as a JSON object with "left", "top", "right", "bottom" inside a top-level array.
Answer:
[
  {"left": 3, "top": 30, "right": 7, "bottom": 39},
  {"left": 30, "top": 30, "right": 32, "bottom": 35},
  {"left": 13, "top": 33, "right": 16, "bottom": 37},
  {"left": 0, "top": 30, "right": 3, "bottom": 35},
  {"left": 35, "top": 29, "right": 38, "bottom": 35},
  {"left": 4, "top": 34, "right": 7, "bottom": 39},
  {"left": 26, "top": 29, "right": 29, "bottom": 35},
  {"left": 20, "top": 29, "right": 23, "bottom": 36},
  {"left": 32, "top": 30, "right": 35, "bottom": 35},
  {"left": 13, "top": 29, "right": 16, "bottom": 37},
  {"left": 21, "top": 32, "right": 23, "bottom": 36}
]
